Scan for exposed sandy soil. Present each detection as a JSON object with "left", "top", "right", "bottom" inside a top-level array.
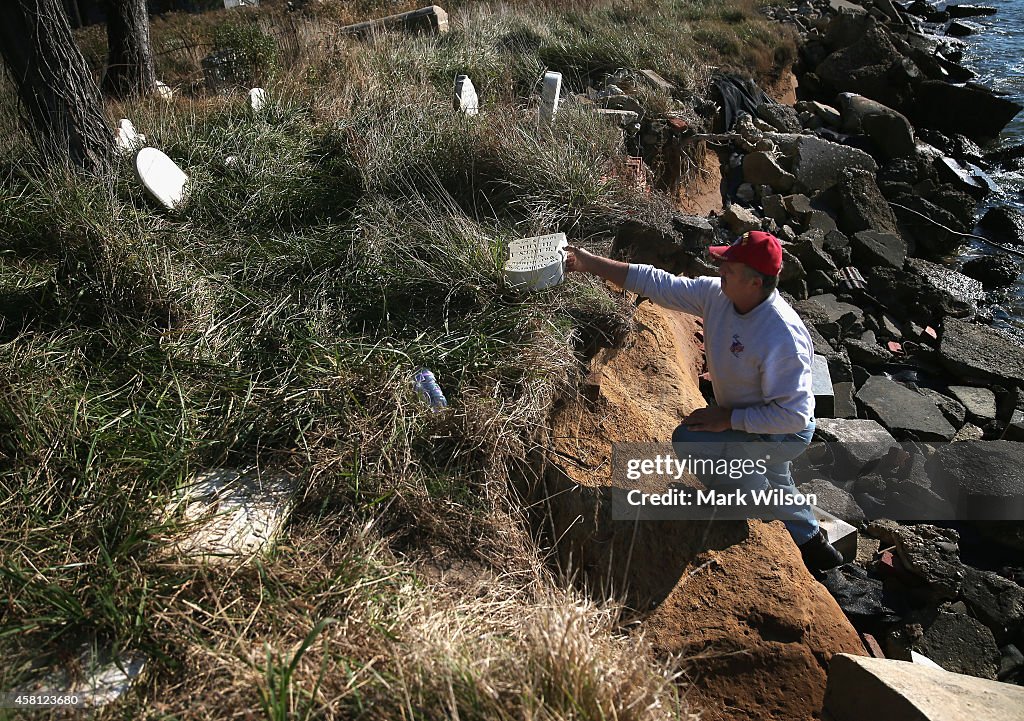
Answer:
[{"left": 542, "top": 294, "right": 864, "bottom": 721}]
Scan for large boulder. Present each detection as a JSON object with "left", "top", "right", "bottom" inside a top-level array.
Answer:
[
  {"left": 867, "top": 520, "right": 963, "bottom": 599},
  {"left": 837, "top": 93, "right": 916, "bottom": 159},
  {"left": 798, "top": 479, "right": 867, "bottom": 524},
  {"left": 960, "top": 255, "right": 1019, "bottom": 289},
  {"left": 823, "top": 653, "right": 1024, "bottom": 721},
  {"left": 791, "top": 136, "right": 878, "bottom": 193},
  {"left": 813, "top": 418, "right": 900, "bottom": 474},
  {"left": 960, "top": 566, "right": 1024, "bottom": 642},
  {"left": 939, "top": 316, "right": 1024, "bottom": 386},
  {"left": 911, "top": 609, "right": 1003, "bottom": 679},
  {"left": 979, "top": 206, "right": 1024, "bottom": 246},
  {"left": 816, "top": 27, "right": 909, "bottom": 107},
  {"left": 906, "top": 258, "right": 984, "bottom": 316},
  {"left": 926, "top": 440, "right": 1024, "bottom": 520},
  {"left": 889, "top": 194, "right": 965, "bottom": 258},
  {"left": 837, "top": 168, "right": 902, "bottom": 236},
  {"left": 851, "top": 230, "right": 907, "bottom": 269},
  {"left": 911, "top": 80, "right": 1023, "bottom": 143},
  {"left": 856, "top": 376, "right": 957, "bottom": 440},
  {"left": 743, "top": 151, "right": 796, "bottom": 192}
]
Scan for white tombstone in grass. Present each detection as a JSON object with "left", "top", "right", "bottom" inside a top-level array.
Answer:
[
  {"left": 135, "top": 147, "right": 189, "bottom": 211},
  {"left": 115, "top": 118, "right": 146, "bottom": 155},
  {"left": 160, "top": 469, "right": 296, "bottom": 564},
  {"left": 13, "top": 647, "right": 147, "bottom": 708},
  {"left": 155, "top": 80, "right": 173, "bottom": 100},
  {"left": 224, "top": 0, "right": 259, "bottom": 8},
  {"left": 249, "top": 87, "right": 267, "bottom": 113},
  {"left": 504, "top": 232, "right": 568, "bottom": 291},
  {"left": 453, "top": 75, "right": 479, "bottom": 115},
  {"left": 539, "top": 71, "right": 562, "bottom": 123}
]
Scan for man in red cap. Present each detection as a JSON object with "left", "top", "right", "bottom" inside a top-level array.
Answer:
[{"left": 565, "top": 231, "right": 843, "bottom": 573}]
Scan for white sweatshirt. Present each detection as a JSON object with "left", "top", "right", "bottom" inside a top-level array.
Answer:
[{"left": 624, "top": 264, "right": 816, "bottom": 435}]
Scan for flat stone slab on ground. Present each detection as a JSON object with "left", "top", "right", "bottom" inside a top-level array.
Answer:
[
  {"left": 856, "top": 376, "right": 957, "bottom": 441},
  {"left": 823, "top": 653, "right": 1024, "bottom": 721},
  {"left": 161, "top": 468, "right": 296, "bottom": 563},
  {"left": 925, "top": 441, "right": 1024, "bottom": 520},
  {"left": 813, "top": 418, "right": 900, "bottom": 473},
  {"left": 947, "top": 385, "right": 997, "bottom": 420},
  {"left": 940, "top": 316, "right": 1024, "bottom": 386}
]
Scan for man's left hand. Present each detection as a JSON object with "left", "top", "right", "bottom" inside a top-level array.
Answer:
[{"left": 682, "top": 406, "right": 733, "bottom": 432}]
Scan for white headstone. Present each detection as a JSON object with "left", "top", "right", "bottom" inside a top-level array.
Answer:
[
  {"left": 14, "top": 648, "right": 146, "bottom": 708},
  {"left": 135, "top": 147, "right": 189, "bottom": 211},
  {"left": 115, "top": 118, "right": 146, "bottom": 155},
  {"left": 224, "top": 0, "right": 259, "bottom": 8},
  {"left": 161, "top": 469, "right": 295, "bottom": 563},
  {"left": 504, "top": 232, "right": 567, "bottom": 291},
  {"left": 249, "top": 87, "right": 267, "bottom": 113},
  {"left": 453, "top": 75, "right": 479, "bottom": 115},
  {"left": 155, "top": 80, "right": 173, "bottom": 100},
  {"left": 540, "top": 71, "right": 562, "bottom": 123}
]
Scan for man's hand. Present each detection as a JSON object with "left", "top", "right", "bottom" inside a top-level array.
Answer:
[
  {"left": 682, "top": 406, "right": 733, "bottom": 432},
  {"left": 565, "top": 245, "right": 595, "bottom": 274}
]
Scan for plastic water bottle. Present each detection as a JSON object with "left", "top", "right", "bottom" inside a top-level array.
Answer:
[{"left": 413, "top": 368, "right": 448, "bottom": 411}]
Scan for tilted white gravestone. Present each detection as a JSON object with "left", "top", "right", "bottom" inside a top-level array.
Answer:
[
  {"left": 249, "top": 87, "right": 267, "bottom": 113},
  {"left": 135, "top": 147, "right": 189, "bottom": 211},
  {"left": 504, "top": 232, "right": 567, "bottom": 291}
]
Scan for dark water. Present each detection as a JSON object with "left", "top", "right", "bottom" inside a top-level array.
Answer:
[{"left": 948, "top": 0, "right": 1024, "bottom": 337}]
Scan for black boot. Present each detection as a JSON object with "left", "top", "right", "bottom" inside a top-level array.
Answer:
[{"left": 799, "top": 529, "right": 844, "bottom": 573}]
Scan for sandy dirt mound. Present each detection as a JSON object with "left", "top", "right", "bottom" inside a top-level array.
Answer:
[{"left": 542, "top": 296, "right": 864, "bottom": 721}]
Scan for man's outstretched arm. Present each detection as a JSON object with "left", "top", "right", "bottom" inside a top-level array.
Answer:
[{"left": 565, "top": 245, "right": 628, "bottom": 286}]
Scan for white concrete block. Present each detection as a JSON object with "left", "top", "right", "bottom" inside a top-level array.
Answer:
[{"left": 813, "top": 505, "right": 858, "bottom": 563}]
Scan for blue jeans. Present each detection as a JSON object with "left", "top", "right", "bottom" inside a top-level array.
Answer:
[{"left": 671, "top": 419, "right": 819, "bottom": 545}]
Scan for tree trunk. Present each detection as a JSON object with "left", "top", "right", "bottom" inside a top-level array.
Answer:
[
  {"left": 0, "top": 0, "right": 111, "bottom": 176},
  {"left": 101, "top": 0, "right": 156, "bottom": 98}
]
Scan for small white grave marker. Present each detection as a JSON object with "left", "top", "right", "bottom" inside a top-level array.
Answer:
[
  {"left": 453, "top": 75, "right": 479, "bottom": 115},
  {"left": 14, "top": 647, "right": 146, "bottom": 708},
  {"left": 160, "top": 469, "right": 295, "bottom": 563},
  {"left": 224, "top": 0, "right": 259, "bottom": 8},
  {"left": 249, "top": 87, "right": 267, "bottom": 113},
  {"left": 155, "top": 80, "right": 173, "bottom": 101},
  {"left": 540, "top": 71, "right": 562, "bottom": 123},
  {"left": 115, "top": 118, "right": 146, "bottom": 155},
  {"left": 504, "top": 232, "right": 567, "bottom": 291},
  {"left": 135, "top": 147, "right": 189, "bottom": 211}
]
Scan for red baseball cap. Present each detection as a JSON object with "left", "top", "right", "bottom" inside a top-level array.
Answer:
[{"left": 708, "top": 230, "right": 783, "bottom": 276}]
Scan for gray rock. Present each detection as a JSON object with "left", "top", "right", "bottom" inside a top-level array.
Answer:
[
  {"left": 833, "top": 381, "right": 857, "bottom": 418},
  {"left": 845, "top": 338, "right": 893, "bottom": 368},
  {"left": 947, "top": 5, "right": 998, "bottom": 18},
  {"left": 791, "top": 230, "right": 839, "bottom": 274},
  {"left": 823, "top": 653, "right": 1024, "bottom": 721},
  {"left": 810, "top": 100, "right": 843, "bottom": 126},
  {"left": 912, "top": 80, "right": 1024, "bottom": 143},
  {"left": 946, "top": 19, "right": 980, "bottom": 37},
  {"left": 805, "top": 209, "right": 839, "bottom": 233},
  {"left": 939, "top": 316, "right": 1024, "bottom": 386},
  {"left": 762, "top": 193, "right": 789, "bottom": 225},
  {"left": 791, "top": 136, "right": 878, "bottom": 193},
  {"left": 814, "top": 418, "right": 900, "bottom": 473},
  {"left": 960, "top": 255, "right": 1019, "bottom": 289},
  {"left": 960, "top": 566, "right": 1024, "bottom": 641},
  {"left": 926, "top": 441, "right": 1024, "bottom": 520},
  {"left": 837, "top": 168, "right": 901, "bottom": 236},
  {"left": 742, "top": 151, "right": 795, "bottom": 192},
  {"left": 799, "top": 479, "right": 867, "bottom": 524},
  {"left": 886, "top": 480, "right": 957, "bottom": 521},
  {"left": 979, "top": 206, "right": 1024, "bottom": 246},
  {"left": 915, "top": 610, "right": 1001, "bottom": 679},
  {"left": 756, "top": 101, "right": 803, "bottom": 134},
  {"left": 837, "top": 93, "right": 916, "bottom": 158},
  {"left": 807, "top": 293, "right": 865, "bottom": 334},
  {"left": 916, "top": 388, "right": 967, "bottom": 428},
  {"left": 856, "top": 375, "right": 958, "bottom": 440},
  {"left": 722, "top": 204, "right": 761, "bottom": 234},
  {"left": 816, "top": 26, "right": 906, "bottom": 107},
  {"left": 947, "top": 386, "right": 997, "bottom": 421},
  {"left": 851, "top": 230, "right": 907, "bottom": 270},
  {"left": 907, "top": 258, "right": 984, "bottom": 315},
  {"left": 867, "top": 520, "right": 963, "bottom": 599}
]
